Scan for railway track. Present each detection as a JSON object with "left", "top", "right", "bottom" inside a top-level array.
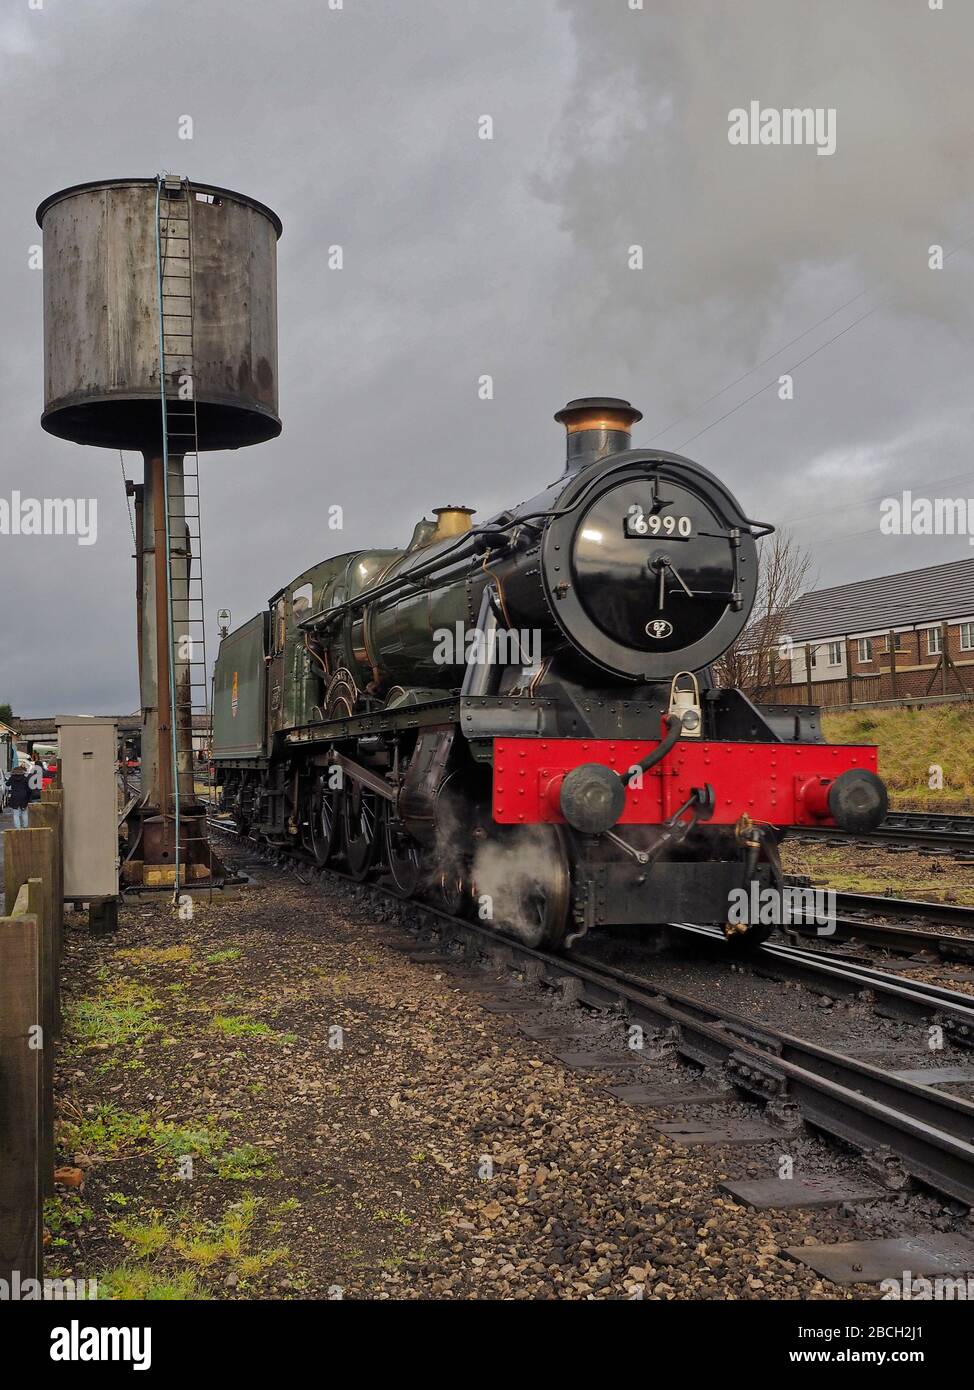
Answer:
[
  {"left": 669, "top": 922, "right": 974, "bottom": 1038},
  {"left": 209, "top": 817, "right": 974, "bottom": 1209},
  {"left": 797, "top": 809, "right": 974, "bottom": 852},
  {"left": 774, "top": 886, "right": 974, "bottom": 961}
]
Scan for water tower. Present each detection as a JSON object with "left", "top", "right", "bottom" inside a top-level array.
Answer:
[{"left": 37, "top": 175, "right": 282, "bottom": 889}]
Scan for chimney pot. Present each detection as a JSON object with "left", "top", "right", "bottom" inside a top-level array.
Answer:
[{"left": 554, "top": 397, "right": 642, "bottom": 472}]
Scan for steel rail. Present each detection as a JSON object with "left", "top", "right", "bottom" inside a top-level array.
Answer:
[
  {"left": 833, "top": 890, "right": 974, "bottom": 928},
  {"left": 795, "top": 822, "right": 974, "bottom": 850},
  {"left": 671, "top": 920, "right": 974, "bottom": 1041},
  {"left": 785, "top": 913, "right": 974, "bottom": 963}
]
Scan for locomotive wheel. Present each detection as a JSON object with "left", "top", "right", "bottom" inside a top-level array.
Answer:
[
  {"left": 309, "top": 777, "right": 341, "bottom": 865},
  {"left": 343, "top": 782, "right": 381, "bottom": 880},
  {"left": 473, "top": 824, "right": 570, "bottom": 951},
  {"left": 384, "top": 817, "right": 423, "bottom": 898}
]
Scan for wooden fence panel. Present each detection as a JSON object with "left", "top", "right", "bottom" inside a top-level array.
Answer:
[
  {"left": 0, "top": 804, "right": 64, "bottom": 1287},
  {"left": 0, "top": 906, "right": 42, "bottom": 1286}
]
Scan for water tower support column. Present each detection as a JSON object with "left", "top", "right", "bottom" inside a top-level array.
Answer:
[{"left": 130, "top": 451, "right": 213, "bottom": 882}]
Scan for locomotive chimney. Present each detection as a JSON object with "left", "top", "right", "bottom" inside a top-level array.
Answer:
[
  {"left": 431, "top": 506, "right": 474, "bottom": 540},
  {"left": 554, "top": 397, "right": 642, "bottom": 473}
]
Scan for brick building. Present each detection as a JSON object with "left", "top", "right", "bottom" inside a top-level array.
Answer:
[{"left": 764, "top": 556, "right": 974, "bottom": 707}]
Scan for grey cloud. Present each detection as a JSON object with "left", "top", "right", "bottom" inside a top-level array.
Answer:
[{"left": 1, "top": 0, "right": 972, "bottom": 715}]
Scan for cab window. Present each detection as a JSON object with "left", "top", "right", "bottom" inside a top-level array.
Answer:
[{"left": 292, "top": 582, "right": 313, "bottom": 620}]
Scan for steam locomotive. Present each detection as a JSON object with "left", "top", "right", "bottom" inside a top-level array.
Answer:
[{"left": 212, "top": 397, "right": 886, "bottom": 949}]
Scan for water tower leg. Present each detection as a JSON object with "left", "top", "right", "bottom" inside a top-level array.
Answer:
[{"left": 121, "top": 451, "right": 223, "bottom": 888}]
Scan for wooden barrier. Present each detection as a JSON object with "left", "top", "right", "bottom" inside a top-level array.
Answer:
[
  {"left": 0, "top": 792, "right": 65, "bottom": 1289},
  {"left": 30, "top": 794, "right": 64, "bottom": 1036},
  {"left": 0, "top": 879, "right": 43, "bottom": 1286}
]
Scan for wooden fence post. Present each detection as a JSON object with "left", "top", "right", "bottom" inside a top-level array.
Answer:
[
  {"left": 4, "top": 828, "right": 57, "bottom": 1206},
  {"left": 5, "top": 826, "right": 57, "bottom": 1042},
  {"left": 29, "top": 800, "right": 63, "bottom": 1038},
  {"left": 25, "top": 879, "right": 55, "bottom": 1199},
  {"left": 0, "top": 901, "right": 43, "bottom": 1287}
]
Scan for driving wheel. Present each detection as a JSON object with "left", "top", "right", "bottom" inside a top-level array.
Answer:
[{"left": 343, "top": 781, "right": 381, "bottom": 880}]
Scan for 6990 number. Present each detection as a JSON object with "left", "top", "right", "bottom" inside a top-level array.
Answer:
[{"left": 625, "top": 505, "right": 693, "bottom": 538}]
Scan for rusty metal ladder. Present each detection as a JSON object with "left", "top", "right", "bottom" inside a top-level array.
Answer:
[{"left": 155, "top": 174, "right": 211, "bottom": 897}]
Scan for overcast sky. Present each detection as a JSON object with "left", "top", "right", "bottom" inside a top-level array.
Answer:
[{"left": 2, "top": 0, "right": 974, "bottom": 715}]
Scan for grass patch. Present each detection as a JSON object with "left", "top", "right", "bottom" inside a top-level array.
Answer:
[
  {"left": 151, "top": 1121, "right": 229, "bottom": 1164},
  {"left": 237, "top": 1248, "right": 288, "bottom": 1277},
  {"left": 824, "top": 705, "right": 974, "bottom": 811},
  {"left": 214, "top": 1144, "right": 274, "bottom": 1181},
  {"left": 205, "top": 948, "right": 242, "bottom": 964},
  {"left": 60, "top": 1104, "right": 155, "bottom": 1160},
  {"left": 97, "top": 1196, "right": 284, "bottom": 1297},
  {"left": 210, "top": 1014, "right": 273, "bottom": 1039},
  {"left": 374, "top": 1207, "right": 412, "bottom": 1228},
  {"left": 175, "top": 1195, "right": 260, "bottom": 1266},
  {"left": 98, "top": 1266, "right": 203, "bottom": 1300},
  {"left": 112, "top": 1212, "right": 170, "bottom": 1257},
  {"left": 783, "top": 841, "right": 974, "bottom": 905},
  {"left": 64, "top": 979, "right": 161, "bottom": 1053},
  {"left": 115, "top": 945, "right": 193, "bottom": 966},
  {"left": 59, "top": 1104, "right": 260, "bottom": 1177}
]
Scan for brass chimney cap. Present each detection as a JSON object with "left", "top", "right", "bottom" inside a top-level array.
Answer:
[
  {"left": 554, "top": 397, "right": 643, "bottom": 433},
  {"left": 431, "top": 506, "right": 475, "bottom": 540}
]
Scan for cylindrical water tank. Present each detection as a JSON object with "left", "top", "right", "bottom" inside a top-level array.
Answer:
[{"left": 36, "top": 177, "right": 282, "bottom": 451}]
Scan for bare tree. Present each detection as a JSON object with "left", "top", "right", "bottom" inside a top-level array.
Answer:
[{"left": 713, "top": 529, "right": 813, "bottom": 696}]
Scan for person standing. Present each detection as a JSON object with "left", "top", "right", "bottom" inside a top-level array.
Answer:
[
  {"left": 7, "top": 764, "right": 30, "bottom": 829},
  {"left": 25, "top": 752, "right": 44, "bottom": 801}
]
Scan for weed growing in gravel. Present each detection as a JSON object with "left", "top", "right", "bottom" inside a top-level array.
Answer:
[
  {"left": 151, "top": 1121, "right": 229, "bottom": 1164},
  {"left": 115, "top": 945, "right": 193, "bottom": 966},
  {"left": 176, "top": 1195, "right": 259, "bottom": 1266},
  {"left": 205, "top": 948, "right": 242, "bottom": 964},
  {"left": 60, "top": 1104, "right": 155, "bottom": 1159},
  {"left": 64, "top": 979, "right": 162, "bottom": 1053},
  {"left": 214, "top": 1144, "right": 275, "bottom": 1181},
  {"left": 111, "top": 1212, "right": 170, "bottom": 1257},
  {"left": 237, "top": 1248, "right": 288, "bottom": 1278},
  {"left": 99, "top": 1195, "right": 285, "bottom": 1296},
  {"left": 374, "top": 1208, "right": 412, "bottom": 1227},
  {"left": 210, "top": 1014, "right": 273, "bottom": 1038},
  {"left": 97, "top": 1266, "right": 203, "bottom": 1300},
  {"left": 59, "top": 1103, "right": 266, "bottom": 1182},
  {"left": 44, "top": 1193, "right": 93, "bottom": 1246}
]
